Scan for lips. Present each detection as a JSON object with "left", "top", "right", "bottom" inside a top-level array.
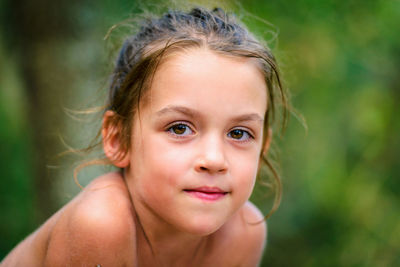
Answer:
[{"left": 184, "top": 186, "right": 228, "bottom": 201}]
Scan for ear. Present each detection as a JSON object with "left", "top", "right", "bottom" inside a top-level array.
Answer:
[
  {"left": 102, "top": 110, "right": 130, "bottom": 168},
  {"left": 262, "top": 127, "right": 273, "bottom": 155},
  {"left": 258, "top": 128, "right": 272, "bottom": 169}
]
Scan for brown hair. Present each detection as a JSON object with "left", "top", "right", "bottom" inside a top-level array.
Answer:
[{"left": 79, "top": 6, "right": 288, "bottom": 219}]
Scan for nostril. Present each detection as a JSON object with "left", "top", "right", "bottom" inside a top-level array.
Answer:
[
  {"left": 217, "top": 167, "right": 228, "bottom": 174},
  {"left": 195, "top": 159, "right": 228, "bottom": 173}
]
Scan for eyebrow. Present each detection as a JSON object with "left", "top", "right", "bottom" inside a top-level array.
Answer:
[
  {"left": 155, "top": 105, "right": 264, "bottom": 123},
  {"left": 232, "top": 113, "right": 264, "bottom": 124},
  {"left": 156, "top": 105, "right": 200, "bottom": 118}
]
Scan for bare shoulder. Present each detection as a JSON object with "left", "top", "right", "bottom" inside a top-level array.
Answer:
[
  {"left": 67, "top": 171, "right": 136, "bottom": 242},
  {"left": 240, "top": 201, "right": 267, "bottom": 238},
  {"left": 209, "top": 201, "right": 267, "bottom": 266},
  {"left": 241, "top": 201, "right": 267, "bottom": 248},
  {"left": 236, "top": 201, "right": 267, "bottom": 265},
  {"left": 44, "top": 172, "right": 137, "bottom": 266}
]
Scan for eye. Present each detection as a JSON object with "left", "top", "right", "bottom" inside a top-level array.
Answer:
[
  {"left": 228, "top": 129, "right": 253, "bottom": 141},
  {"left": 167, "top": 123, "right": 194, "bottom": 136}
]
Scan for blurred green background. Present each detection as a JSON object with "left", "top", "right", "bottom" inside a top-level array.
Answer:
[{"left": 1, "top": 0, "right": 399, "bottom": 266}]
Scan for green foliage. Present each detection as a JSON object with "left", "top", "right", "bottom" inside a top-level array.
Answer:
[
  {"left": 1, "top": 0, "right": 399, "bottom": 265},
  {"left": 243, "top": 0, "right": 400, "bottom": 266},
  {"left": 0, "top": 41, "right": 37, "bottom": 259}
]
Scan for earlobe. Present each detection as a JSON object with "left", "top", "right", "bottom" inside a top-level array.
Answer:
[{"left": 102, "top": 110, "right": 130, "bottom": 168}]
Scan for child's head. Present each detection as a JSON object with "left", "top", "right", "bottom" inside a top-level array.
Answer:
[{"left": 102, "top": 7, "right": 287, "bottom": 219}]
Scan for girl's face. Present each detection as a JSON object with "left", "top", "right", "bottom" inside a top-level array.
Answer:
[{"left": 124, "top": 48, "right": 267, "bottom": 235}]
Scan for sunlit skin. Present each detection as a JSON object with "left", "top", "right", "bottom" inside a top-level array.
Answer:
[{"left": 1, "top": 48, "right": 269, "bottom": 267}]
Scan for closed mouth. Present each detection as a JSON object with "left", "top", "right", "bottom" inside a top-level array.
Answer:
[
  {"left": 184, "top": 186, "right": 227, "bottom": 194},
  {"left": 183, "top": 187, "right": 228, "bottom": 201}
]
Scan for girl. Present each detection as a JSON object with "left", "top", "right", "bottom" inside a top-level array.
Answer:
[{"left": 1, "top": 6, "right": 287, "bottom": 267}]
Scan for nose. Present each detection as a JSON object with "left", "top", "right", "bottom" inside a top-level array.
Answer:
[{"left": 194, "top": 134, "right": 228, "bottom": 174}]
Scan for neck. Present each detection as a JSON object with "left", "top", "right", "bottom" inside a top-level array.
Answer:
[{"left": 132, "top": 195, "right": 208, "bottom": 266}]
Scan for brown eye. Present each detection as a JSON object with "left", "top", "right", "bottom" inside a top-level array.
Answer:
[
  {"left": 228, "top": 129, "right": 252, "bottom": 141},
  {"left": 167, "top": 123, "right": 193, "bottom": 136},
  {"left": 230, "top": 129, "right": 244, "bottom": 139}
]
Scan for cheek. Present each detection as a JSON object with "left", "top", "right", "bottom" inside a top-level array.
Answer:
[
  {"left": 140, "top": 137, "right": 193, "bottom": 190},
  {"left": 231, "top": 151, "right": 260, "bottom": 195}
]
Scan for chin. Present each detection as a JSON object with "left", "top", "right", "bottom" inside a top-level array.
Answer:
[{"left": 180, "top": 215, "right": 227, "bottom": 236}]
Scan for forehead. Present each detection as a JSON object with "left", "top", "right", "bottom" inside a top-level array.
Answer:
[{"left": 142, "top": 48, "right": 267, "bottom": 115}]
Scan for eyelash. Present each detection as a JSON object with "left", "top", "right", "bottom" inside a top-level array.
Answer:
[
  {"left": 166, "top": 122, "right": 194, "bottom": 137},
  {"left": 227, "top": 128, "right": 254, "bottom": 142},
  {"left": 166, "top": 122, "right": 254, "bottom": 142}
]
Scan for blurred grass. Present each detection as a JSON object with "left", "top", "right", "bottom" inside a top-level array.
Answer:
[{"left": 1, "top": 0, "right": 400, "bottom": 265}]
